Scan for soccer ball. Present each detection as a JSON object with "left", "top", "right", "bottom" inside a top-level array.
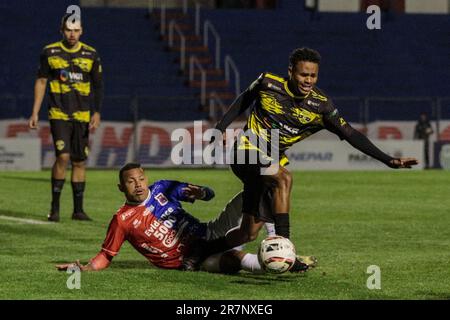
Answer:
[{"left": 258, "top": 236, "right": 297, "bottom": 274}]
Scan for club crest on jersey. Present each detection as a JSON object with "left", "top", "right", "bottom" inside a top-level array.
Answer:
[
  {"left": 155, "top": 193, "right": 168, "bottom": 206},
  {"left": 55, "top": 140, "right": 65, "bottom": 151},
  {"left": 293, "top": 107, "right": 318, "bottom": 124}
]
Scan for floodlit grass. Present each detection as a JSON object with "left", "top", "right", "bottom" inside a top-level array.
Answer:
[{"left": 0, "top": 169, "right": 449, "bottom": 299}]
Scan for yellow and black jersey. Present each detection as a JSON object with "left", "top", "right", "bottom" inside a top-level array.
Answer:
[
  {"left": 216, "top": 72, "right": 393, "bottom": 167},
  {"left": 244, "top": 72, "right": 350, "bottom": 155},
  {"left": 37, "top": 41, "right": 103, "bottom": 123}
]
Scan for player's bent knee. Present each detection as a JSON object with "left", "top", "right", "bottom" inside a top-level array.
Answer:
[{"left": 265, "top": 169, "right": 292, "bottom": 190}]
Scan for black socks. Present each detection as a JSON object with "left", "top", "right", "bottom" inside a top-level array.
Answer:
[
  {"left": 274, "top": 213, "right": 290, "bottom": 238},
  {"left": 71, "top": 181, "right": 86, "bottom": 213},
  {"left": 51, "top": 178, "right": 65, "bottom": 214}
]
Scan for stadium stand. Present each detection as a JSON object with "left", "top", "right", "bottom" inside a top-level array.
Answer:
[
  {"left": 0, "top": 1, "right": 205, "bottom": 121},
  {"left": 200, "top": 5, "right": 449, "bottom": 121},
  {"left": 0, "top": 1, "right": 449, "bottom": 122}
]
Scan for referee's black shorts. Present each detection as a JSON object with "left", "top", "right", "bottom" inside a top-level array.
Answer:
[{"left": 50, "top": 119, "right": 90, "bottom": 162}]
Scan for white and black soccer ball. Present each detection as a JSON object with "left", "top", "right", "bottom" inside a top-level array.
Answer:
[{"left": 258, "top": 236, "right": 296, "bottom": 274}]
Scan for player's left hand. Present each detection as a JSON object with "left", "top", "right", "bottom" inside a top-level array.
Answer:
[
  {"left": 182, "top": 184, "right": 205, "bottom": 200},
  {"left": 56, "top": 260, "right": 86, "bottom": 271},
  {"left": 89, "top": 112, "right": 101, "bottom": 130},
  {"left": 388, "top": 157, "right": 419, "bottom": 169}
]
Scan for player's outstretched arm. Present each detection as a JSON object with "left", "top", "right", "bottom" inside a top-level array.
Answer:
[
  {"left": 182, "top": 184, "right": 215, "bottom": 201},
  {"left": 215, "top": 75, "right": 263, "bottom": 133},
  {"left": 344, "top": 129, "right": 419, "bottom": 169},
  {"left": 55, "top": 252, "right": 112, "bottom": 272},
  {"left": 387, "top": 157, "right": 419, "bottom": 169}
]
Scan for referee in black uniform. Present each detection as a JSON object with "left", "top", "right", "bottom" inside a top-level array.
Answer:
[{"left": 28, "top": 13, "right": 103, "bottom": 222}]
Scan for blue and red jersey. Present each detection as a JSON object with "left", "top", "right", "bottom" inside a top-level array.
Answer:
[{"left": 101, "top": 180, "right": 209, "bottom": 269}]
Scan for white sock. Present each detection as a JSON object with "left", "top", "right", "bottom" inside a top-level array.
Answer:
[
  {"left": 241, "top": 253, "right": 265, "bottom": 274},
  {"left": 265, "top": 222, "right": 276, "bottom": 237}
]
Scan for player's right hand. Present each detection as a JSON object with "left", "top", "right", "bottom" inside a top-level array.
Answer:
[
  {"left": 388, "top": 157, "right": 419, "bottom": 169},
  {"left": 28, "top": 114, "right": 39, "bottom": 129}
]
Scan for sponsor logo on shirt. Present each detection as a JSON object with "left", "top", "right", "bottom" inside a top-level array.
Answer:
[
  {"left": 144, "top": 217, "right": 185, "bottom": 248},
  {"left": 59, "top": 70, "right": 83, "bottom": 82},
  {"left": 140, "top": 243, "right": 163, "bottom": 254},
  {"left": 143, "top": 207, "right": 152, "bottom": 217},
  {"left": 306, "top": 100, "right": 320, "bottom": 107},
  {"left": 121, "top": 209, "right": 134, "bottom": 221},
  {"left": 268, "top": 82, "right": 282, "bottom": 92},
  {"left": 133, "top": 219, "right": 142, "bottom": 228},
  {"left": 280, "top": 122, "right": 299, "bottom": 134}
]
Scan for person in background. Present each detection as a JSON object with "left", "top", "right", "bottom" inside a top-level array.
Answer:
[
  {"left": 414, "top": 112, "right": 434, "bottom": 169},
  {"left": 28, "top": 13, "right": 103, "bottom": 222}
]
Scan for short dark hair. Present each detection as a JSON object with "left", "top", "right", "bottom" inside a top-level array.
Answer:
[
  {"left": 60, "top": 13, "right": 82, "bottom": 30},
  {"left": 289, "top": 47, "right": 321, "bottom": 67},
  {"left": 119, "top": 162, "right": 142, "bottom": 185}
]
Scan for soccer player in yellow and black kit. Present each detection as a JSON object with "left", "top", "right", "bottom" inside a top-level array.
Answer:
[
  {"left": 28, "top": 14, "right": 103, "bottom": 222},
  {"left": 183, "top": 47, "right": 418, "bottom": 271}
]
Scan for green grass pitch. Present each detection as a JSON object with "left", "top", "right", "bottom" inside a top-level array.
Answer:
[{"left": 0, "top": 169, "right": 449, "bottom": 299}]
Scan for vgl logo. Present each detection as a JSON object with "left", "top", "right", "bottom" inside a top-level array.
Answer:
[{"left": 60, "top": 70, "right": 83, "bottom": 82}]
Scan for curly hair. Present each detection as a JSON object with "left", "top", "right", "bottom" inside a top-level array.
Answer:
[
  {"left": 289, "top": 47, "right": 321, "bottom": 67},
  {"left": 119, "top": 163, "right": 142, "bottom": 185}
]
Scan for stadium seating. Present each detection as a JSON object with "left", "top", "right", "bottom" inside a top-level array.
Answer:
[
  {"left": 0, "top": 1, "right": 205, "bottom": 121},
  {"left": 0, "top": 2, "right": 448, "bottom": 121}
]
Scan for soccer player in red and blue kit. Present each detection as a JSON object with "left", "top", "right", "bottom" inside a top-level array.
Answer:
[{"left": 56, "top": 163, "right": 313, "bottom": 273}]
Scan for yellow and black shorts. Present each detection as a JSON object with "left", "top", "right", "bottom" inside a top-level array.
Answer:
[{"left": 50, "top": 119, "right": 90, "bottom": 162}]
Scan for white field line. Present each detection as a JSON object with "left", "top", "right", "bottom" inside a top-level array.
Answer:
[{"left": 0, "top": 215, "right": 54, "bottom": 225}]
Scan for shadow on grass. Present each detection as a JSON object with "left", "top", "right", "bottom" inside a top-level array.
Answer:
[
  {"left": 226, "top": 272, "right": 302, "bottom": 286},
  {"left": 414, "top": 291, "right": 450, "bottom": 300},
  {"left": 109, "top": 260, "right": 153, "bottom": 270},
  {"left": 0, "top": 175, "right": 49, "bottom": 183},
  {"left": 50, "top": 259, "right": 153, "bottom": 270}
]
